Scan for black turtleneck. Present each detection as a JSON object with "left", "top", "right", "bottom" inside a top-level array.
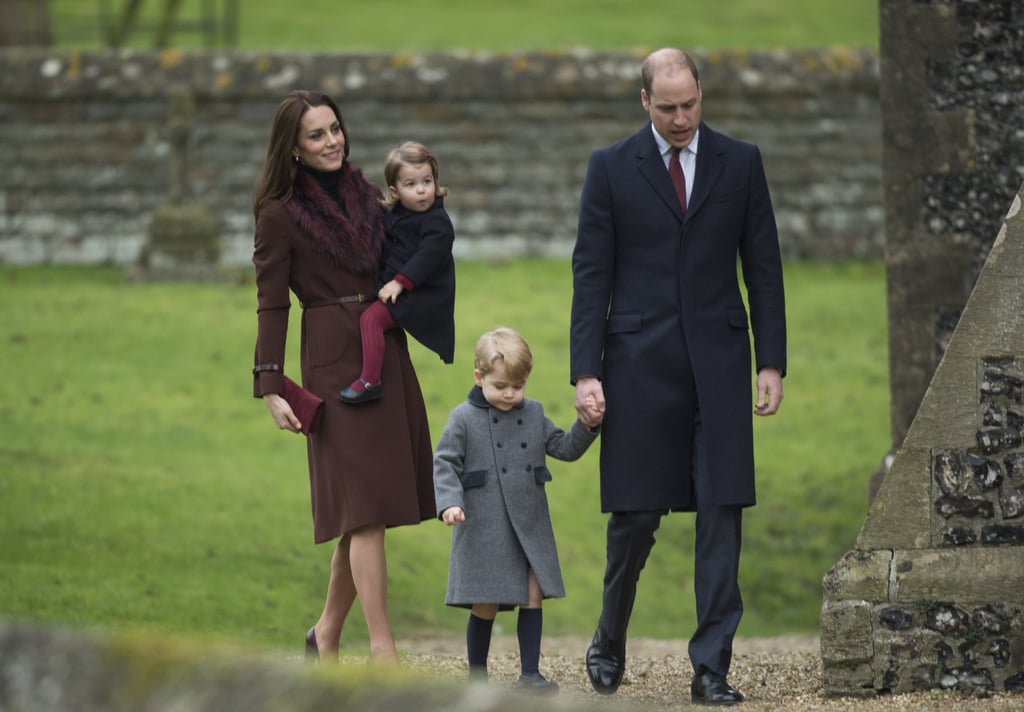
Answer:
[{"left": 299, "top": 163, "right": 346, "bottom": 214}]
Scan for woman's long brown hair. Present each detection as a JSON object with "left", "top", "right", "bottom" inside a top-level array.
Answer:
[{"left": 252, "top": 90, "right": 350, "bottom": 219}]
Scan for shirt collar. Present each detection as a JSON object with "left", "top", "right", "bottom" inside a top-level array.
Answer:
[{"left": 651, "top": 125, "right": 700, "bottom": 159}]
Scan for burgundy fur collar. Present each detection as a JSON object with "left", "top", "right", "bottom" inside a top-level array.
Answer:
[{"left": 285, "top": 163, "right": 385, "bottom": 275}]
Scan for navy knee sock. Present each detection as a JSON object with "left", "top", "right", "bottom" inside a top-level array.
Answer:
[
  {"left": 466, "top": 613, "right": 494, "bottom": 675},
  {"left": 517, "top": 607, "right": 543, "bottom": 675}
]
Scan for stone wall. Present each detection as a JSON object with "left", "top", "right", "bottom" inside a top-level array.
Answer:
[{"left": 0, "top": 47, "right": 880, "bottom": 267}]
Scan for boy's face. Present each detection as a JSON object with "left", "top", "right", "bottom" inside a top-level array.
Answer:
[{"left": 474, "top": 363, "right": 526, "bottom": 412}]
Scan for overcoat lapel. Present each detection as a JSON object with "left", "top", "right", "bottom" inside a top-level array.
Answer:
[
  {"left": 685, "top": 124, "right": 724, "bottom": 224},
  {"left": 636, "top": 127, "right": 685, "bottom": 221}
]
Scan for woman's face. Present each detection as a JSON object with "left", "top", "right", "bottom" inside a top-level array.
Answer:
[{"left": 293, "top": 105, "right": 345, "bottom": 172}]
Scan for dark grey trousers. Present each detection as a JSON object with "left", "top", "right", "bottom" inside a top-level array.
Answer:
[{"left": 596, "top": 402, "right": 744, "bottom": 677}]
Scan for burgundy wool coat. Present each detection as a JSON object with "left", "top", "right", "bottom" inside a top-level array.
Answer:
[{"left": 253, "top": 193, "right": 435, "bottom": 544}]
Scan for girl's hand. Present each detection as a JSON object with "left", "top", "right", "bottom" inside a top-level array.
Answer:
[
  {"left": 378, "top": 279, "right": 405, "bottom": 304},
  {"left": 263, "top": 393, "right": 302, "bottom": 433},
  {"left": 441, "top": 506, "right": 466, "bottom": 526}
]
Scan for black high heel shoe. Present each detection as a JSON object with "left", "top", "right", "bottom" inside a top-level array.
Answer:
[{"left": 304, "top": 626, "right": 319, "bottom": 662}]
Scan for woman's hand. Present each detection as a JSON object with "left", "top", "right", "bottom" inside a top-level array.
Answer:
[{"left": 263, "top": 393, "right": 302, "bottom": 433}]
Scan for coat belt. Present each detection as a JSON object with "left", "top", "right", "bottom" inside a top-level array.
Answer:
[{"left": 302, "top": 294, "right": 367, "bottom": 309}]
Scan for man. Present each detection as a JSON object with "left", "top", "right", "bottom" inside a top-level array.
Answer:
[{"left": 571, "top": 48, "right": 786, "bottom": 706}]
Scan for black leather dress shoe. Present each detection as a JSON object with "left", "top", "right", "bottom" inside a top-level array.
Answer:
[
  {"left": 585, "top": 631, "right": 626, "bottom": 695},
  {"left": 338, "top": 379, "right": 382, "bottom": 404},
  {"left": 691, "top": 671, "right": 744, "bottom": 706},
  {"left": 304, "top": 626, "right": 319, "bottom": 663}
]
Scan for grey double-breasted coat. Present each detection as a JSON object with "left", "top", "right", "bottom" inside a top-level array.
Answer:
[{"left": 433, "top": 387, "right": 598, "bottom": 608}]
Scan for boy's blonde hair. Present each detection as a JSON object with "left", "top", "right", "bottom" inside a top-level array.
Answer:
[
  {"left": 474, "top": 327, "right": 533, "bottom": 382},
  {"left": 380, "top": 140, "right": 450, "bottom": 208}
]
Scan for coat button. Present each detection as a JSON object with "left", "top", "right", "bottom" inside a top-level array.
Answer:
[
  {"left": 526, "top": 465, "right": 532, "bottom": 471},
  {"left": 517, "top": 419, "right": 523, "bottom": 425},
  {"left": 521, "top": 443, "right": 527, "bottom": 448},
  {"left": 493, "top": 417, "right": 498, "bottom": 423},
  {"left": 497, "top": 442, "right": 502, "bottom": 448},
  {"left": 502, "top": 467, "right": 507, "bottom": 473}
]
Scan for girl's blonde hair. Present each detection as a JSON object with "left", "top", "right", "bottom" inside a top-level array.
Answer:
[
  {"left": 474, "top": 327, "right": 533, "bottom": 382},
  {"left": 380, "top": 140, "right": 449, "bottom": 208}
]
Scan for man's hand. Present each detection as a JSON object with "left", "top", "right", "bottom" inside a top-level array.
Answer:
[
  {"left": 754, "top": 367, "right": 784, "bottom": 416},
  {"left": 575, "top": 377, "right": 605, "bottom": 426}
]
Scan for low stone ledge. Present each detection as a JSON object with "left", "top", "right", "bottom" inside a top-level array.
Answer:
[
  {"left": 893, "top": 548, "right": 1024, "bottom": 603},
  {"left": 0, "top": 619, "right": 647, "bottom": 712}
]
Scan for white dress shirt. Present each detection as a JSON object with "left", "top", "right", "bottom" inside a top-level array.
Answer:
[{"left": 652, "top": 125, "right": 699, "bottom": 208}]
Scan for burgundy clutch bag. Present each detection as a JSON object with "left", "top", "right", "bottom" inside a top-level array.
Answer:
[{"left": 282, "top": 376, "right": 325, "bottom": 435}]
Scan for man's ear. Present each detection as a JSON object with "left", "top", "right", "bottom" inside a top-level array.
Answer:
[{"left": 640, "top": 88, "right": 650, "bottom": 111}]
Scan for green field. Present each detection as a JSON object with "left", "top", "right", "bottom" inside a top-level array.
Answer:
[
  {"left": 48, "top": 0, "right": 879, "bottom": 51},
  {"left": 0, "top": 260, "right": 888, "bottom": 654},
  {"left": 9, "top": 0, "right": 884, "bottom": 656}
]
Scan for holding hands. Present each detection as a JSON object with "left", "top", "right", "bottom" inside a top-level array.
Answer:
[{"left": 575, "top": 377, "right": 605, "bottom": 429}]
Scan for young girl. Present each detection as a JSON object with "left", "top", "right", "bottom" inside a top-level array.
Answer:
[
  {"left": 433, "top": 327, "right": 603, "bottom": 691},
  {"left": 338, "top": 141, "right": 456, "bottom": 404}
]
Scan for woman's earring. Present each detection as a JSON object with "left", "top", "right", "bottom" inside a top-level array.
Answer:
[{"left": 293, "top": 154, "right": 300, "bottom": 163}]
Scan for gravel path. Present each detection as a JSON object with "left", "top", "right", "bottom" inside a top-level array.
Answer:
[{"left": 391, "top": 635, "right": 1024, "bottom": 711}]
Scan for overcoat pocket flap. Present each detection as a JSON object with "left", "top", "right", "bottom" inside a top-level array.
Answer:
[
  {"left": 727, "top": 308, "right": 749, "bottom": 329},
  {"left": 606, "top": 312, "right": 642, "bottom": 335},
  {"left": 460, "top": 470, "right": 487, "bottom": 489},
  {"left": 707, "top": 187, "right": 745, "bottom": 204}
]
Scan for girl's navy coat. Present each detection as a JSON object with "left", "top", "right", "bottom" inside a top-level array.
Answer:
[{"left": 381, "top": 197, "right": 456, "bottom": 363}]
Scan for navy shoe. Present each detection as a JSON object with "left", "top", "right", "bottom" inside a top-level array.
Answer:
[
  {"left": 338, "top": 378, "right": 382, "bottom": 404},
  {"left": 515, "top": 672, "right": 559, "bottom": 694}
]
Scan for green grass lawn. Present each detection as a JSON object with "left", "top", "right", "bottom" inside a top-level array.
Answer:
[
  {"left": 0, "top": 259, "right": 888, "bottom": 654},
  {"left": 49, "top": 0, "right": 879, "bottom": 51}
]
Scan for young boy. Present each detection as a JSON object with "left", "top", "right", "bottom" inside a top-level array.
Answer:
[{"left": 433, "top": 327, "right": 603, "bottom": 692}]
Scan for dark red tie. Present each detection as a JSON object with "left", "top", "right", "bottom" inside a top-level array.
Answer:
[{"left": 669, "top": 146, "right": 687, "bottom": 212}]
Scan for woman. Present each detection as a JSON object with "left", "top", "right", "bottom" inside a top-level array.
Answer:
[{"left": 251, "top": 91, "right": 435, "bottom": 661}]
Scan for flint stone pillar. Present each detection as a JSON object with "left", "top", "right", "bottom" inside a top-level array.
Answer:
[{"left": 832, "top": 2, "right": 1024, "bottom": 694}]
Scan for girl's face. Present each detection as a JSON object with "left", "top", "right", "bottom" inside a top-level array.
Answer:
[
  {"left": 294, "top": 105, "right": 345, "bottom": 172},
  {"left": 474, "top": 363, "right": 526, "bottom": 412},
  {"left": 389, "top": 162, "right": 435, "bottom": 213}
]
